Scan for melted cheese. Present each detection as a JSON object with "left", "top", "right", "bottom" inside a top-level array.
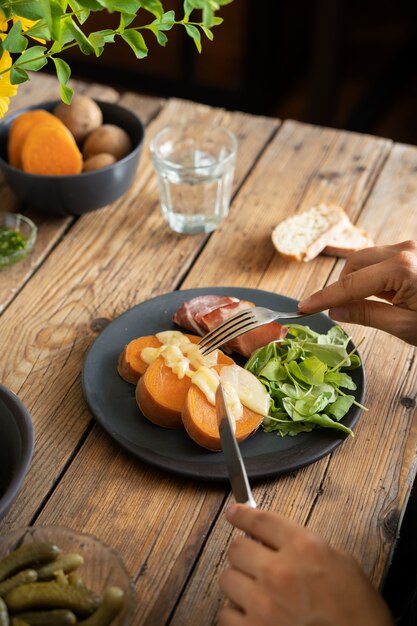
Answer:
[
  {"left": 141, "top": 331, "right": 213, "bottom": 384},
  {"left": 222, "top": 381, "right": 243, "bottom": 431},
  {"left": 140, "top": 332, "right": 269, "bottom": 416},
  {"left": 190, "top": 366, "right": 219, "bottom": 405},
  {"left": 161, "top": 344, "right": 190, "bottom": 379},
  {"left": 141, "top": 346, "right": 165, "bottom": 364},
  {"left": 220, "top": 364, "right": 270, "bottom": 416}
]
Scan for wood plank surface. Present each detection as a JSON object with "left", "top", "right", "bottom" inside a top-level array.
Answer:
[
  {"left": 168, "top": 123, "right": 417, "bottom": 624},
  {"left": 2, "top": 79, "right": 416, "bottom": 626},
  {"left": 0, "top": 97, "right": 279, "bottom": 621}
]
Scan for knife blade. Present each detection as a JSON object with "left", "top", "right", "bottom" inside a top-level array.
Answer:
[{"left": 216, "top": 383, "right": 256, "bottom": 508}]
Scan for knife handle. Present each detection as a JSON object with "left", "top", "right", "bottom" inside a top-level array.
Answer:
[{"left": 243, "top": 495, "right": 257, "bottom": 508}]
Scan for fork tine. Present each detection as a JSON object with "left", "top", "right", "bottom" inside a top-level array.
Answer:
[
  {"left": 199, "top": 319, "right": 264, "bottom": 355},
  {"left": 197, "top": 309, "right": 255, "bottom": 350}
]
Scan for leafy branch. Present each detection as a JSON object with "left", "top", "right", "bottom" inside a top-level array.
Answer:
[{"left": 0, "top": 0, "right": 233, "bottom": 104}]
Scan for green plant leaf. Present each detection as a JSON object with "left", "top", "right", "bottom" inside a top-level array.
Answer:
[
  {"left": 200, "top": 25, "right": 214, "bottom": 40},
  {"left": 66, "top": 18, "right": 96, "bottom": 53},
  {"left": 105, "top": 0, "right": 141, "bottom": 13},
  {"left": 121, "top": 29, "right": 148, "bottom": 58},
  {"left": 2, "top": 21, "right": 28, "bottom": 53},
  {"left": 10, "top": 66, "right": 29, "bottom": 84},
  {"left": 324, "top": 371, "right": 356, "bottom": 390},
  {"left": 306, "top": 413, "right": 353, "bottom": 435},
  {"left": 52, "top": 56, "right": 71, "bottom": 84},
  {"left": 327, "top": 395, "right": 356, "bottom": 421},
  {"left": 118, "top": 12, "right": 136, "bottom": 31},
  {"left": 60, "top": 81, "right": 74, "bottom": 104},
  {"left": 24, "top": 22, "right": 51, "bottom": 41},
  {"left": 153, "top": 10, "right": 175, "bottom": 31},
  {"left": 8, "top": 0, "right": 44, "bottom": 21},
  {"left": 0, "top": 5, "right": 12, "bottom": 19},
  {"left": 156, "top": 29, "right": 168, "bottom": 45},
  {"left": 68, "top": 0, "right": 91, "bottom": 24},
  {"left": 184, "top": 24, "right": 201, "bottom": 51},
  {"left": 139, "top": 0, "right": 164, "bottom": 19},
  {"left": 89, "top": 28, "right": 116, "bottom": 54},
  {"left": 298, "top": 356, "right": 327, "bottom": 385},
  {"left": 38, "top": 0, "right": 53, "bottom": 30},
  {"left": 75, "top": 0, "right": 108, "bottom": 9},
  {"left": 15, "top": 45, "right": 48, "bottom": 71}
]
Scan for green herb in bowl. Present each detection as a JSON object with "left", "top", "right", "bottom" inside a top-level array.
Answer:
[
  {"left": 245, "top": 324, "right": 366, "bottom": 437},
  {"left": 0, "top": 213, "right": 37, "bottom": 269}
]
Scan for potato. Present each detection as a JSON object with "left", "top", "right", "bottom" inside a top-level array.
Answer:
[
  {"left": 83, "top": 125, "right": 132, "bottom": 161},
  {"left": 54, "top": 95, "right": 103, "bottom": 144},
  {"left": 83, "top": 153, "right": 117, "bottom": 172}
]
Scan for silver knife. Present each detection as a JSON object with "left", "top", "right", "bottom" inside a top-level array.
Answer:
[{"left": 216, "top": 383, "right": 256, "bottom": 508}]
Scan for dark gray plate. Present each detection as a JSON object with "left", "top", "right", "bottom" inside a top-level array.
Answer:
[{"left": 82, "top": 287, "right": 365, "bottom": 481}]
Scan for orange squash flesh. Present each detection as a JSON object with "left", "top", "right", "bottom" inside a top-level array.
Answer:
[
  {"left": 135, "top": 348, "right": 235, "bottom": 430},
  {"left": 21, "top": 121, "right": 83, "bottom": 175},
  {"left": 117, "top": 333, "right": 202, "bottom": 384},
  {"left": 136, "top": 356, "right": 193, "bottom": 429},
  {"left": 182, "top": 365, "right": 264, "bottom": 451},
  {"left": 8, "top": 109, "right": 62, "bottom": 169},
  {"left": 118, "top": 335, "right": 162, "bottom": 384}
]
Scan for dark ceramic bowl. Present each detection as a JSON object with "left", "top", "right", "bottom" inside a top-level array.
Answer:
[
  {"left": 0, "top": 100, "right": 145, "bottom": 216},
  {"left": 0, "top": 384, "right": 34, "bottom": 519}
]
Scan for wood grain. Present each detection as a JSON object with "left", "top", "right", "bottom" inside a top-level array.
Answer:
[
  {"left": 169, "top": 122, "right": 416, "bottom": 624},
  {"left": 0, "top": 99, "right": 278, "bottom": 539},
  {"left": 1, "top": 81, "right": 416, "bottom": 626}
]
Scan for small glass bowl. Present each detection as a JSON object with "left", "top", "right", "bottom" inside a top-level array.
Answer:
[
  {"left": 0, "top": 526, "right": 135, "bottom": 625},
  {"left": 0, "top": 213, "right": 37, "bottom": 269}
]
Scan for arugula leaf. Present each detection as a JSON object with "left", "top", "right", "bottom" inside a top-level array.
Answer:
[
  {"left": 245, "top": 324, "right": 365, "bottom": 438},
  {"left": 327, "top": 395, "right": 355, "bottom": 421}
]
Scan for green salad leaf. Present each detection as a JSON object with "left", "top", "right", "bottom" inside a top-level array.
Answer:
[{"left": 244, "top": 324, "right": 366, "bottom": 438}]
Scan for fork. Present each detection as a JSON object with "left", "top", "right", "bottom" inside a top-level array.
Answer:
[{"left": 198, "top": 306, "right": 310, "bottom": 355}]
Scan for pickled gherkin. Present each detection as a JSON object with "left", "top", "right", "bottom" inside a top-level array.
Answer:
[
  {"left": 0, "top": 545, "right": 60, "bottom": 584},
  {"left": 4, "top": 583, "right": 100, "bottom": 617}
]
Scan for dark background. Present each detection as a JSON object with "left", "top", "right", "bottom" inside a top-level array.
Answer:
[{"left": 57, "top": 0, "right": 417, "bottom": 144}]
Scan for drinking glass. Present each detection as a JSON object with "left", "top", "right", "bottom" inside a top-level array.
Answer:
[{"left": 150, "top": 122, "right": 237, "bottom": 235}]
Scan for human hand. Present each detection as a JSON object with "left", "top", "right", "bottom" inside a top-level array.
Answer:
[
  {"left": 298, "top": 240, "right": 417, "bottom": 345},
  {"left": 218, "top": 504, "right": 394, "bottom": 626}
]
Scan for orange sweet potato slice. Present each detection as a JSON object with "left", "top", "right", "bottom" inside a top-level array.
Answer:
[
  {"left": 118, "top": 333, "right": 201, "bottom": 384},
  {"left": 118, "top": 335, "right": 163, "bottom": 384},
  {"left": 21, "top": 121, "right": 83, "bottom": 175},
  {"left": 136, "top": 356, "right": 192, "bottom": 429},
  {"left": 8, "top": 110, "right": 63, "bottom": 169},
  {"left": 136, "top": 351, "right": 235, "bottom": 430},
  {"left": 182, "top": 365, "right": 264, "bottom": 451}
]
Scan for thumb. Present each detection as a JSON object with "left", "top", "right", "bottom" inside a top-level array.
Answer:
[{"left": 329, "top": 300, "right": 417, "bottom": 345}]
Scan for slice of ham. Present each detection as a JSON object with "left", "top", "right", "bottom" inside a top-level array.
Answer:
[
  {"left": 173, "top": 295, "right": 288, "bottom": 358},
  {"left": 172, "top": 295, "right": 239, "bottom": 335}
]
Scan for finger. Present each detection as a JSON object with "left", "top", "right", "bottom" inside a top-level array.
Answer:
[
  {"left": 225, "top": 504, "right": 299, "bottom": 550},
  {"left": 298, "top": 261, "right": 393, "bottom": 313},
  {"left": 338, "top": 244, "right": 399, "bottom": 278},
  {"left": 219, "top": 567, "right": 258, "bottom": 613},
  {"left": 227, "top": 535, "right": 277, "bottom": 579},
  {"left": 329, "top": 301, "right": 417, "bottom": 344},
  {"left": 220, "top": 567, "right": 294, "bottom": 626},
  {"left": 218, "top": 606, "right": 247, "bottom": 626}
]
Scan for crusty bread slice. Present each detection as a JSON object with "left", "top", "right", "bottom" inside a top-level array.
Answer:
[
  {"left": 271, "top": 204, "right": 351, "bottom": 262},
  {"left": 322, "top": 224, "right": 374, "bottom": 257}
]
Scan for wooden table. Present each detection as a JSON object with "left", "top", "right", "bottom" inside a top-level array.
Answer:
[{"left": 1, "top": 73, "right": 417, "bottom": 625}]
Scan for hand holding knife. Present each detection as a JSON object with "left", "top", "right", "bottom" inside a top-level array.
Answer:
[{"left": 215, "top": 383, "right": 256, "bottom": 508}]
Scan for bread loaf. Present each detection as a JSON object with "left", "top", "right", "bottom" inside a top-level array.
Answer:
[
  {"left": 322, "top": 224, "right": 374, "bottom": 256},
  {"left": 271, "top": 204, "right": 350, "bottom": 262}
]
